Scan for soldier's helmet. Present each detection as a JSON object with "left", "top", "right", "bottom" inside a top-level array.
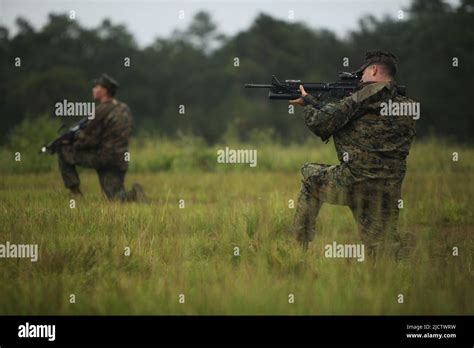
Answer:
[
  {"left": 354, "top": 51, "right": 398, "bottom": 77},
  {"left": 93, "top": 73, "right": 120, "bottom": 96}
]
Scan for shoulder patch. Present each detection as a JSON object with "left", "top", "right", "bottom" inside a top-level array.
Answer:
[{"left": 351, "top": 82, "right": 390, "bottom": 103}]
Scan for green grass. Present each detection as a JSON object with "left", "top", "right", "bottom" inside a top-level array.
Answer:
[{"left": 0, "top": 140, "right": 473, "bottom": 315}]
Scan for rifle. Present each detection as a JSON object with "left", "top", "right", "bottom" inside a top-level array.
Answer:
[
  {"left": 244, "top": 72, "right": 406, "bottom": 100},
  {"left": 39, "top": 118, "right": 90, "bottom": 154}
]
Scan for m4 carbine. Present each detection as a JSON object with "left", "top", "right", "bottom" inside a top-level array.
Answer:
[
  {"left": 39, "top": 118, "right": 90, "bottom": 154},
  {"left": 244, "top": 72, "right": 405, "bottom": 101}
]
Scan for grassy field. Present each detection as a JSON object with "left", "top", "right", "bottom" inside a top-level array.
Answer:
[{"left": 0, "top": 139, "right": 473, "bottom": 315}]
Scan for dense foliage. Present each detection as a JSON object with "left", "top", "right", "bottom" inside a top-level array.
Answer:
[{"left": 1, "top": 0, "right": 472, "bottom": 143}]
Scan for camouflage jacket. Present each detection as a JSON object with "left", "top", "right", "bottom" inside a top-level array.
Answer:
[
  {"left": 302, "top": 81, "right": 416, "bottom": 180},
  {"left": 74, "top": 99, "right": 133, "bottom": 165}
]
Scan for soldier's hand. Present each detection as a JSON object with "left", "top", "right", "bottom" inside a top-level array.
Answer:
[
  {"left": 289, "top": 97, "right": 305, "bottom": 105},
  {"left": 299, "top": 84, "right": 308, "bottom": 97},
  {"left": 289, "top": 85, "right": 308, "bottom": 106}
]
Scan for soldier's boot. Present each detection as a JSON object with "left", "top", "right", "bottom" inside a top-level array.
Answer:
[
  {"left": 131, "top": 183, "right": 149, "bottom": 203},
  {"left": 292, "top": 180, "right": 319, "bottom": 250},
  {"left": 69, "top": 185, "right": 83, "bottom": 197}
]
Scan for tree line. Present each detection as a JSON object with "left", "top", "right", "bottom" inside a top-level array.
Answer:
[{"left": 0, "top": 0, "right": 472, "bottom": 144}]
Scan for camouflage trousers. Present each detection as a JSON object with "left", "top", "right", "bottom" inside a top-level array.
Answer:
[
  {"left": 293, "top": 162, "right": 402, "bottom": 257},
  {"left": 58, "top": 145, "right": 136, "bottom": 201}
]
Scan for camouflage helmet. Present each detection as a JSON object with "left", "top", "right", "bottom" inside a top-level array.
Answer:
[
  {"left": 354, "top": 51, "right": 398, "bottom": 77},
  {"left": 93, "top": 73, "right": 119, "bottom": 96}
]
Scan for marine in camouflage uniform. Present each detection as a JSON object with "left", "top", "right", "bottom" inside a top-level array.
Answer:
[
  {"left": 58, "top": 74, "right": 146, "bottom": 201},
  {"left": 292, "top": 51, "right": 416, "bottom": 257}
]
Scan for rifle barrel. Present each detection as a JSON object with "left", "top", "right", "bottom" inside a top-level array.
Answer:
[{"left": 244, "top": 84, "right": 273, "bottom": 88}]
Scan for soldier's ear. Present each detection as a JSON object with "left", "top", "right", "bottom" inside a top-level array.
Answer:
[{"left": 371, "top": 64, "right": 378, "bottom": 76}]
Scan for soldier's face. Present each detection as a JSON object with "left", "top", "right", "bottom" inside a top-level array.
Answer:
[{"left": 92, "top": 84, "right": 108, "bottom": 101}]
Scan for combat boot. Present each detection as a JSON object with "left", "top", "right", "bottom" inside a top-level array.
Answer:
[
  {"left": 69, "top": 185, "right": 83, "bottom": 197},
  {"left": 131, "top": 183, "right": 148, "bottom": 203}
]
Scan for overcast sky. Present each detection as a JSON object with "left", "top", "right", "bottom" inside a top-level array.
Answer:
[{"left": 0, "top": 0, "right": 460, "bottom": 47}]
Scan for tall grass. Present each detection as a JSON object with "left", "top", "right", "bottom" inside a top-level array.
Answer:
[{"left": 0, "top": 138, "right": 472, "bottom": 314}]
